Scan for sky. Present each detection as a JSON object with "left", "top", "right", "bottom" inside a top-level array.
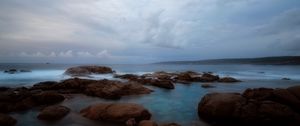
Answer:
[{"left": 0, "top": 0, "right": 300, "bottom": 64}]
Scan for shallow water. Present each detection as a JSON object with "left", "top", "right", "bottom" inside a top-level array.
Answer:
[{"left": 1, "top": 63, "right": 300, "bottom": 126}]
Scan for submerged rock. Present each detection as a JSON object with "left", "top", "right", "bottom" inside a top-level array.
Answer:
[
  {"left": 4, "top": 69, "right": 17, "bottom": 74},
  {"left": 37, "top": 105, "right": 70, "bottom": 120},
  {"left": 138, "top": 120, "right": 158, "bottom": 126},
  {"left": 218, "top": 77, "right": 241, "bottom": 83},
  {"left": 0, "top": 113, "right": 17, "bottom": 126},
  {"left": 65, "top": 65, "right": 113, "bottom": 76},
  {"left": 201, "top": 84, "right": 215, "bottom": 88},
  {"left": 198, "top": 85, "right": 300, "bottom": 125},
  {"left": 80, "top": 103, "right": 151, "bottom": 123}
]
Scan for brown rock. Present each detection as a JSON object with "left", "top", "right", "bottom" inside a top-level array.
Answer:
[
  {"left": 32, "top": 92, "right": 65, "bottom": 105},
  {"left": 198, "top": 93, "right": 246, "bottom": 121},
  {"left": 160, "top": 123, "right": 181, "bottom": 126},
  {"left": 242, "top": 88, "right": 274, "bottom": 100},
  {"left": 0, "top": 113, "right": 17, "bottom": 126},
  {"left": 218, "top": 77, "right": 241, "bottom": 83},
  {"left": 65, "top": 65, "right": 113, "bottom": 76},
  {"left": 80, "top": 103, "right": 151, "bottom": 123},
  {"left": 287, "top": 85, "right": 300, "bottom": 99},
  {"left": 84, "top": 80, "right": 152, "bottom": 99},
  {"left": 201, "top": 84, "right": 215, "bottom": 88},
  {"left": 150, "top": 79, "right": 175, "bottom": 89},
  {"left": 139, "top": 120, "right": 158, "bottom": 126},
  {"left": 37, "top": 105, "right": 70, "bottom": 120},
  {"left": 272, "top": 89, "right": 300, "bottom": 111}
]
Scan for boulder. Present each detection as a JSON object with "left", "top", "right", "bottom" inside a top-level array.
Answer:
[
  {"left": 196, "top": 73, "right": 219, "bottom": 82},
  {"left": 0, "top": 114, "right": 17, "bottom": 126},
  {"left": 37, "top": 105, "right": 70, "bottom": 120},
  {"left": 80, "top": 103, "right": 151, "bottom": 123},
  {"left": 84, "top": 80, "right": 152, "bottom": 99},
  {"left": 138, "top": 120, "right": 158, "bottom": 126},
  {"left": 32, "top": 92, "right": 65, "bottom": 105},
  {"left": 150, "top": 79, "right": 175, "bottom": 89},
  {"left": 198, "top": 93, "right": 246, "bottom": 121},
  {"left": 115, "top": 74, "right": 140, "bottom": 81},
  {"left": 272, "top": 89, "right": 300, "bottom": 111},
  {"left": 218, "top": 77, "right": 241, "bottom": 83},
  {"left": 287, "top": 86, "right": 300, "bottom": 99},
  {"left": 242, "top": 88, "right": 274, "bottom": 100},
  {"left": 65, "top": 65, "right": 113, "bottom": 76}
]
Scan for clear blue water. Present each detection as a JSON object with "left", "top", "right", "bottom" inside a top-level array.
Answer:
[{"left": 1, "top": 63, "right": 300, "bottom": 126}]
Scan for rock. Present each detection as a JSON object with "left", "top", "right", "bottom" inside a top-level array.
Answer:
[
  {"left": 272, "top": 89, "right": 300, "bottom": 111},
  {"left": 65, "top": 65, "right": 113, "bottom": 76},
  {"left": 201, "top": 84, "right": 215, "bottom": 88},
  {"left": 0, "top": 87, "right": 10, "bottom": 91},
  {"left": 32, "top": 92, "right": 65, "bottom": 105},
  {"left": 4, "top": 69, "right": 17, "bottom": 74},
  {"left": 282, "top": 77, "right": 291, "bottom": 80},
  {"left": 0, "top": 113, "right": 17, "bottom": 126},
  {"left": 198, "top": 86, "right": 300, "bottom": 125},
  {"left": 115, "top": 74, "right": 140, "bottom": 81},
  {"left": 80, "top": 103, "right": 151, "bottom": 123},
  {"left": 287, "top": 86, "right": 300, "bottom": 99},
  {"left": 160, "top": 123, "right": 181, "bottom": 126},
  {"left": 150, "top": 79, "right": 174, "bottom": 89},
  {"left": 218, "top": 77, "right": 241, "bottom": 83},
  {"left": 20, "top": 69, "right": 31, "bottom": 72},
  {"left": 198, "top": 93, "right": 246, "bottom": 121},
  {"left": 31, "top": 81, "right": 59, "bottom": 90},
  {"left": 37, "top": 105, "right": 70, "bottom": 120},
  {"left": 138, "top": 120, "right": 158, "bottom": 126},
  {"left": 242, "top": 88, "right": 274, "bottom": 100},
  {"left": 84, "top": 80, "right": 152, "bottom": 99}
]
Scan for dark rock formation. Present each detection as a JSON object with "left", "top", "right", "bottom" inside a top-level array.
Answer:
[
  {"left": 201, "top": 84, "right": 215, "bottom": 88},
  {"left": 80, "top": 103, "right": 151, "bottom": 124},
  {"left": 0, "top": 113, "right": 17, "bottom": 126},
  {"left": 138, "top": 120, "right": 158, "bottom": 126},
  {"left": 65, "top": 65, "right": 113, "bottom": 76},
  {"left": 218, "top": 77, "right": 241, "bottom": 83},
  {"left": 160, "top": 123, "right": 181, "bottom": 126},
  {"left": 198, "top": 85, "right": 300, "bottom": 126},
  {"left": 37, "top": 105, "right": 70, "bottom": 120}
]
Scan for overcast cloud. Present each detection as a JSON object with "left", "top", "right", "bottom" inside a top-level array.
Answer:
[{"left": 0, "top": 0, "right": 299, "bottom": 63}]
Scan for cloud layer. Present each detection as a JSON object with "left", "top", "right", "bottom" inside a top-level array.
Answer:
[{"left": 0, "top": 0, "right": 300, "bottom": 63}]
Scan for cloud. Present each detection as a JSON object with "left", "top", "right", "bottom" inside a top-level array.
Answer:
[{"left": 0, "top": 0, "right": 300, "bottom": 63}]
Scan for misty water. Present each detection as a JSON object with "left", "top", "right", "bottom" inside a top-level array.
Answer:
[{"left": 1, "top": 63, "right": 300, "bottom": 126}]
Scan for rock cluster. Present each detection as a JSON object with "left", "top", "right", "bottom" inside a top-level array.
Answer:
[
  {"left": 115, "top": 71, "right": 240, "bottom": 89},
  {"left": 32, "top": 78, "right": 153, "bottom": 99},
  {"left": 198, "top": 85, "right": 300, "bottom": 126},
  {"left": 65, "top": 65, "right": 113, "bottom": 76}
]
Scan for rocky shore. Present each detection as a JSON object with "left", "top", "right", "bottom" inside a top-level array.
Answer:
[{"left": 0, "top": 65, "right": 298, "bottom": 126}]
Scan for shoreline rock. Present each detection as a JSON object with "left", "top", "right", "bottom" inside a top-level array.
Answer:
[
  {"left": 65, "top": 65, "right": 113, "bottom": 76},
  {"left": 198, "top": 85, "right": 300, "bottom": 126},
  {"left": 37, "top": 105, "right": 70, "bottom": 120},
  {"left": 0, "top": 113, "right": 17, "bottom": 126},
  {"left": 80, "top": 103, "right": 151, "bottom": 124}
]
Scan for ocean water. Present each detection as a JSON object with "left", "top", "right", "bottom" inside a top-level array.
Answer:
[{"left": 1, "top": 63, "right": 300, "bottom": 126}]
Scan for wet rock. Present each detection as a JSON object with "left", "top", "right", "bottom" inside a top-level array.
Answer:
[
  {"left": 115, "top": 74, "right": 140, "bottom": 81},
  {"left": 218, "top": 77, "right": 241, "bottom": 83},
  {"left": 282, "top": 77, "right": 291, "bottom": 80},
  {"left": 197, "top": 73, "right": 219, "bottom": 82},
  {"left": 32, "top": 92, "right": 65, "bottom": 105},
  {"left": 31, "top": 81, "right": 59, "bottom": 90},
  {"left": 0, "top": 87, "right": 10, "bottom": 91},
  {"left": 84, "top": 80, "right": 152, "bottom": 99},
  {"left": 138, "top": 120, "right": 158, "bottom": 126},
  {"left": 65, "top": 65, "right": 113, "bottom": 76},
  {"left": 0, "top": 113, "right": 17, "bottom": 126},
  {"left": 198, "top": 86, "right": 300, "bottom": 125},
  {"left": 20, "top": 69, "right": 31, "bottom": 72},
  {"left": 150, "top": 79, "right": 174, "bottom": 89},
  {"left": 287, "top": 85, "right": 300, "bottom": 99},
  {"left": 201, "top": 84, "right": 215, "bottom": 88},
  {"left": 160, "top": 123, "right": 181, "bottom": 126},
  {"left": 37, "top": 105, "right": 70, "bottom": 120},
  {"left": 4, "top": 69, "right": 17, "bottom": 74},
  {"left": 80, "top": 103, "right": 151, "bottom": 123},
  {"left": 198, "top": 93, "right": 246, "bottom": 121}
]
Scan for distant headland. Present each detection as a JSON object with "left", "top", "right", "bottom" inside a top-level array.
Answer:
[{"left": 154, "top": 56, "right": 300, "bottom": 65}]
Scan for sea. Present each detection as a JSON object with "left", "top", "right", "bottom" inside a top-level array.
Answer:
[{"left": 1, "top": 63, "right": 300, "bottom": 126}]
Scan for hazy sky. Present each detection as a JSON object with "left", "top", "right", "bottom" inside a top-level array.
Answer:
[{"left": 0, "top": 0, "right": 300, "bottom": 63}]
